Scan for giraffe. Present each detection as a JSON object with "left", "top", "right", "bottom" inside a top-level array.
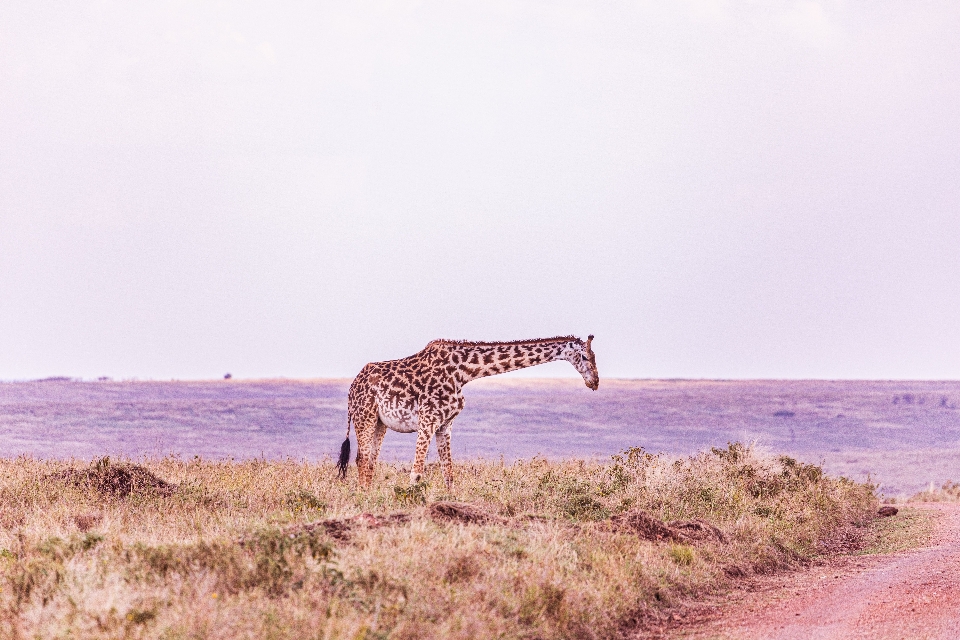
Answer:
[{"left": 337, "top": 335, "right": 599, "bottom": 489}]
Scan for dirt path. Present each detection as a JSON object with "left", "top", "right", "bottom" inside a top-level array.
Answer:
[{"left": 664, "top": 504, "right": 960, "bottom": 640}]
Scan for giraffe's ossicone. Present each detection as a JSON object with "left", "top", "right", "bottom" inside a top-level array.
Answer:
[{"left": 337, "top": 335, "right": 599, "bottom": 489}]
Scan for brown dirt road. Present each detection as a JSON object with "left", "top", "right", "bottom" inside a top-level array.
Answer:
[{"left": 662, "top": 504, "right": 960, "bottom": 640}]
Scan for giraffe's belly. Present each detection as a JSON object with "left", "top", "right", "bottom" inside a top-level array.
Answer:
[{"left": 378, "top": 404, "right": 419, "bottom": 433}]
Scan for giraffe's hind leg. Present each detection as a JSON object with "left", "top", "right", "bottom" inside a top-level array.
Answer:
[
  {"left": 354, "top": 409, "right": 379, "bottom": 488},
  {"left": 365, "top": 418, "right": 388, "bottom": 484}
]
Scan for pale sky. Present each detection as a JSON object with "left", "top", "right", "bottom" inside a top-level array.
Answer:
[{"left": 1, "top": 1, "right": 958, "bottom": 381}]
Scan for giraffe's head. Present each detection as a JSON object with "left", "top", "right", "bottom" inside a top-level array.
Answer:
[{"left": 568, "top": 335, "right": 599, "bottom": 390}]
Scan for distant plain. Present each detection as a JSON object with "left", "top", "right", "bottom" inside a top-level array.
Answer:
[{"left": 1, "top": 378, "right": 958, "bottom": 496}]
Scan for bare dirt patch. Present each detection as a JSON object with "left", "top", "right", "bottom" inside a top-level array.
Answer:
[{"left": 652, "top": 504, "right": 960, "bottom": 640}]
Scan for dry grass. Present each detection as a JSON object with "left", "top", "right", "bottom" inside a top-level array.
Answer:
[
  {"left": 0, "top": 444, "right": 876, "bottom": 639},
  {"left": 909, "top": 480, "right": 960, "bottom": 503}
]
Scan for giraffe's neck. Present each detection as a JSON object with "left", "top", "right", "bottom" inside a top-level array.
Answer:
[{"left": 447, "top": 339, "right": 572, "bottom": 385}]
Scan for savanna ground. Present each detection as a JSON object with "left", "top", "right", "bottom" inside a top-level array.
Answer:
[
  {"left": 0, "top": 444, "right": 879, "bottom": 639},
  {"left": 3, "top": 378, "right": 960, "bottom": 496}
]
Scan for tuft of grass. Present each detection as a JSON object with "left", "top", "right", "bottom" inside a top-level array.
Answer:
[
  {"left": 668, "top": 543, "right": 695, "bottom": 566},
  {"left": 285, "top": 490, "right": 327, "bottom": 514},
  {"left": 0, "top": 443, "right": 876, "bottom": 639},
  {"left": 393, "top": 481, "right": 429, "bottom": 507}
]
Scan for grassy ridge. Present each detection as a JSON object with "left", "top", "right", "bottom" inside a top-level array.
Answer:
[{"left": 0, "top": 444, "right": 876, "bottom": 639}]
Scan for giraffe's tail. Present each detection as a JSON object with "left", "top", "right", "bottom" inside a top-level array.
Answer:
[{"left": 337, "top": 418, "right": 351, "bottom": 480}]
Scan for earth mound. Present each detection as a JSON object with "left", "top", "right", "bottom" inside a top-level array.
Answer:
[
  {"left": 51, "top": 458, "right": 176, "bottom": 498},
  {"left": 669, "top": 518, "right": 728, "bottom": 543},
  {"left": 607, "top": 510, "right": 727, "bottom": 544},
  {"left": 608, "top": 510, "right": 688, "bottom": 542},
  {"left": 284, "top": 512, "right": 413, "bottom": 542},
  {"left": 428, "top": 501, "right": 506, "bottom": 525}
]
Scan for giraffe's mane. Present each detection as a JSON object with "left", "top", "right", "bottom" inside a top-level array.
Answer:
[{"left": 429, "top": 335, "right": 581, "bottom": 348}]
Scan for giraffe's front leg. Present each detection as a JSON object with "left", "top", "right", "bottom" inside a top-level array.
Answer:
[
  {"left": 435, "top": 422, "right": 454, "bottom": 490},
  {"left": 410, "top": 424, "right": 434, "bottom": 484},
  {"left": 411, "top": 412, "right": 443, "bottom": 484}
]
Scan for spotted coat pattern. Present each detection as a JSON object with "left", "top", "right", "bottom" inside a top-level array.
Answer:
[{"left": 345, "top": 335, "right": 599, "bottom": 488}]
